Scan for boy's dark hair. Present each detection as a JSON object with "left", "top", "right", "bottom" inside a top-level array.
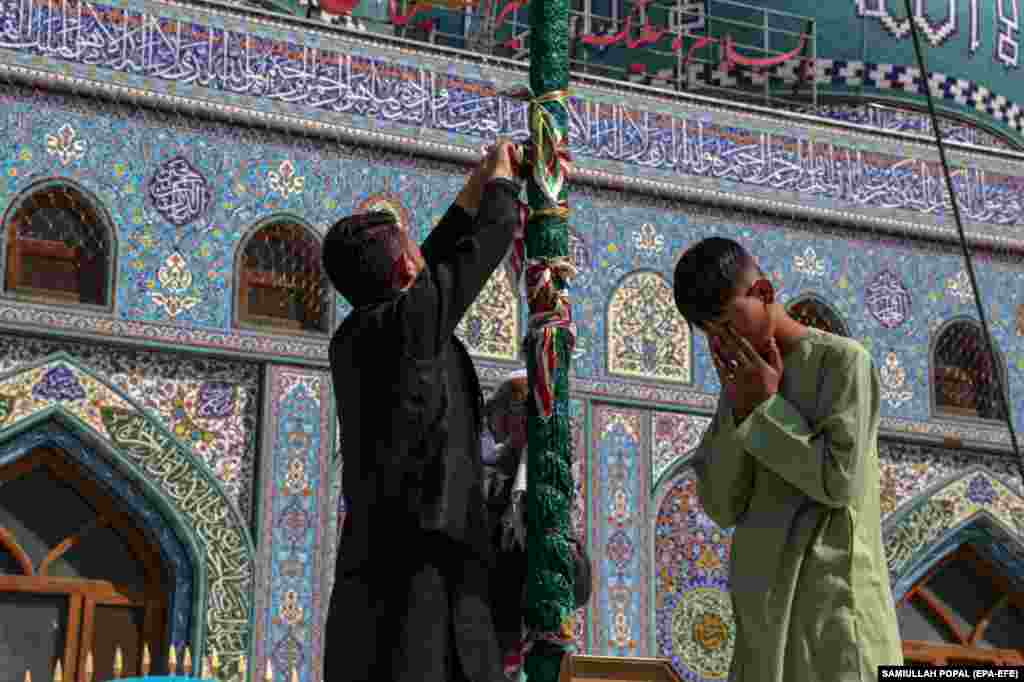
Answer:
[{"left": 673, "top": 237, "right": 761, "bottom": 329}]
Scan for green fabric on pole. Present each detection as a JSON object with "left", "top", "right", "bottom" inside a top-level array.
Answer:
[{"left": 524, "top": 0, "right": 574, "bottom": 676}]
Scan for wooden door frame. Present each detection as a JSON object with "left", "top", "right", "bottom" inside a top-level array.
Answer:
[
  {"left": 0, "top": 447, "right": 169, "bottom": 680},
  {"left": 900, "top": 543, "right": 1024, "bottom": 665}
]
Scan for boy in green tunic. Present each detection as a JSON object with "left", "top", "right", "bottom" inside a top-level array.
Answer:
[{"left": 672, "top": 237, "right": 903, "bottom": 682}]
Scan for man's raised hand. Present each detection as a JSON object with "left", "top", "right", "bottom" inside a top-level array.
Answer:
[{"left": 481, "top": 139, "right": 519, "bottom": 184}]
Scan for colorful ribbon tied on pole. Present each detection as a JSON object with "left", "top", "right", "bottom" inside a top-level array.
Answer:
[
  {"left": 505, "top": 88, "right": 573, "bottom": 209},
  {"left": 500, "top": 88, "right": 576, "bottom": 422},
  {"left": 524, "top": 258, "right": 577, "bottom": 419}
]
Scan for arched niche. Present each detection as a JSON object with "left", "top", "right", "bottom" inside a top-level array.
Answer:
[
  {"left": 785, "top": 293, "right": 849, "bottom": 337},
  {"left": 233, "top": 215, "right": 331, "bottom": 335},
  {"left": 0, "top": 423, "right": 195, "bottom": 649},
  {"left": 0, "top": 439, "right": 189, "bottom": 679},
  {"left": 607, "top": 270, "right": 692, "bottom": 384},
  {"left": 884, "top": 466, "right": 1024, "bottom": 664},
  {"left": 1, "top": 178, "right": 118, "bottom": 310},
  {"left": 896, "top": 538, "right": 1024, "bottom": 665},
  {"left": 0, "top": 354, "right": 256, "bottom": 677},
  {"left": 454, "top": 265, "right": 520, "bottom": 361},
  {"left": 930, "top": 318, "right": 1009, "bottom": 422}
]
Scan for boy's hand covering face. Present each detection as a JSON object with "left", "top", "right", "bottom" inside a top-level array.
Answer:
[{"left": 705, "top": 321, "right": 784, "bottom": 420}]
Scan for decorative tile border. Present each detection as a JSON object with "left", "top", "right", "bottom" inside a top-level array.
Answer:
[
  {"left": 0, "top": 303, "right": 1011, "bottom": 456},
  {"left": 884, "top": 466, "right": 1024, "bottom": 597},
  {"left": 569, "top": 397, "right": 588, "bottom": 653},
  {"left": 254, "top": 366, "right": 331, "bottom": 682},
  {"left": 792, "top": 103, "right": 1018, "bottom": 151},
  {"left": 641, "top": 58, "right": 1024, "bottom": 141},
  {"left": 0, "top": 301, "right": 330, "bottom": 362},
  {"left": 476, "top": 365, "right": 1016, "bottom": 454},
  {"left": 4, "top": 0, "right": 1024, "bottom": 250},
  {"left": 589, "top": 405, "right": 650, "bottom": 657},
  {"left": 0, "top": 353, "right": 257, "bottom": 670}
]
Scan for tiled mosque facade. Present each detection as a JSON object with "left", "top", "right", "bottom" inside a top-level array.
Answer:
[{"left": 0, "top": 0, "right": 1023, "bottom": 679}]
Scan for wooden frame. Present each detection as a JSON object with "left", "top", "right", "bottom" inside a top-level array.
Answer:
[
  {"left": 559, "top": 655, "right": 684, "bottom": 682},
  {"left": 7, "top": 236, "right": 81, "bottom": 300},
  {"left": 901, "top": 543, "right": 1024, "bottom": 666},
  {"left": 0, "top": 447, "right": 168, "bottom": 680},
  {"left": 237, "top": 268, "right": 305, "bottom": 331},
  {"left": 234, "top": 219, "right": 329, "bottom": 335}
]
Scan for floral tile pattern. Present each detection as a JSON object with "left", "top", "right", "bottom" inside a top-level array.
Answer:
[
  {"left": 0, "top": 335, "right": 260, "bottom": 519},
  {"left": 590, "top": 406, "right": 649, "bottom": 658},
  {"left": 0, "top": 356, "right": 255, "bottom": 673},
  {"left": 254, "top": 367, "right": 332, "bottom": 682}
]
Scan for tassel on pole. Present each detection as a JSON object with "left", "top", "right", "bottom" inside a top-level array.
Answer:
[
  {"left": 52, "top": 660, "right": 62, "bottom": 682},
  {"left": 169, "top": 644, "right": 178, "bottom": 675},
  {"left": 239, "top": 655, "right": 247, "bottom": 682},
  {"left": 141, "top": 643, "right": 151, "bottom": 676},
  {"left": 210, "top": 649, "right": 221, "bottom": 675},
  {"left": 183, "top": 646, "right": 193, "bottom": 676},
  {"left": 112, "top": 647, "right": 124, "bottom": 679},
  {"left": 264, "top": 658, "right": 274, "bottom": 682},
  {"left": 84, "top": 651, "right": 94, "bottom": 682},
  {"left": 201, "top": 655, "right": 212, "bottom": 680},
  {"left": 291, "top": 665, "right": 300, "bottom": 682}
]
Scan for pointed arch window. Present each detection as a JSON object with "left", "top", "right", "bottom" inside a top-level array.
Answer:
[
  {"left": 236, "top": 219, "right": 330, "bottom": 334},
  {"left": 933, "top": 320, "right": 1008, "bottom": 421},
  {"left": 3, "top": 183, "right": 113, "bottom": 307},
  {"left": 786, "top": 295, "right": 848, "bottom": 337},
  {"left": 0, "top": 447, "right": 171, "bottom": 680},
  {"left": 899, "top": 544, "right": 1024, "bottom": 666},
  {"left": 607, "top": 270, "right": 692, "bottom": 384}
]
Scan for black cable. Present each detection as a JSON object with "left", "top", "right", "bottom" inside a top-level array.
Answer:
[{"left": 903, "top": 0, "right": 1024, "bottom": 485}]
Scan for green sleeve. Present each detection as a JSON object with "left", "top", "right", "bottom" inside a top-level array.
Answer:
[
  {"left": 734, "top": 348, "right": 877, "bottom": 508},
  {"left": 692, "top": 396, "right": 756, "bottom": 529}
]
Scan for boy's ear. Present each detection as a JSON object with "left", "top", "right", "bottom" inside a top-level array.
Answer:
[{"left": 751, "top": 278, "right": 775, "bottom": 306}]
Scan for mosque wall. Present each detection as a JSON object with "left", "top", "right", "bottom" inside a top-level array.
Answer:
[{"left": 1, "top": 1, "right": 1024, "bottom": 675}]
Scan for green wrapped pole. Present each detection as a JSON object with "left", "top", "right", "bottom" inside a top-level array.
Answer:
[{"left": 521, "top": 0, "right": 575, "bottom": 676}]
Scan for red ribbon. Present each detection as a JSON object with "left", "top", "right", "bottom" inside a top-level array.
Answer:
[
  {"left": 503, "top": 639, "right": 533, "bottom": 680},
  {"left": 524, "top": 260, "right": 576, "bottom": 419}
]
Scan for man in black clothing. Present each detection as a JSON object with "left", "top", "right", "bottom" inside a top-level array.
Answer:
[{"left": 322, "top": 142, "right": 523, "bottom": 682}]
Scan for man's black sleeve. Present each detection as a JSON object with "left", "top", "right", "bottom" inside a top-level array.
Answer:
[
  {"left": 433, "top": 179, "right": 521, "bottom": 339},
  {"left": 397, "top": 178, "right": 521, "bottom": 358},
  {"left": 418, "top": 202, "right": 475, "bottom": 269}
]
